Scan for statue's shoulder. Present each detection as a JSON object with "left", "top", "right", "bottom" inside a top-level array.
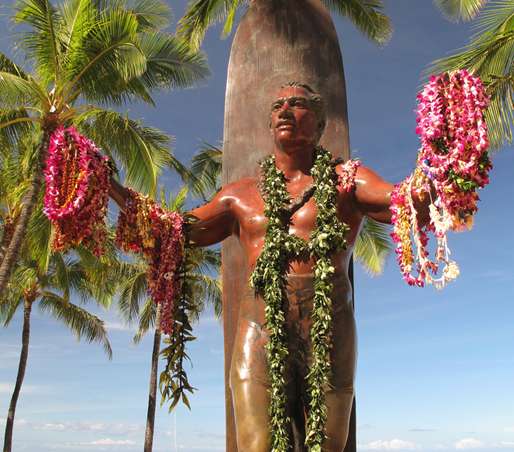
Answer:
[{"left": 220, "top": 176, "right": 259, "bottom": 196}]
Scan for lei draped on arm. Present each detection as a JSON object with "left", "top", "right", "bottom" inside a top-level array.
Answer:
[{"left": 390, "top": 70, "right": 491, "bottom": 288}]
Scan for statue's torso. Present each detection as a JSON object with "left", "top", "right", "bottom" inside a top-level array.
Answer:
[{"left": 223, "top": 174, "right": 361, "bottom": 326}]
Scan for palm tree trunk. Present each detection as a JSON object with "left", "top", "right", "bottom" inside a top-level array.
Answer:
[
  {"left": 0, "top": 131, "right": 51, "bottom": 297},
  {"left": 144, "top": 304, "right": 162, "bottom": 452},
  {"left": 3, "top": 298, "right": 33, "bottom": 452}
]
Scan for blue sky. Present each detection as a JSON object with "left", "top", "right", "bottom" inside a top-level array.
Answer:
[{"left": 1, "top": 1, "right": 514, "bottom": 451}]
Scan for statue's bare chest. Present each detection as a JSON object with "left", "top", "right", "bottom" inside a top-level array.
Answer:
[{"left": 234, "top": 180, "right": 320, "bottom": 244}]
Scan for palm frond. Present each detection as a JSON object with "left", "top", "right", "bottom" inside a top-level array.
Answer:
[
  {"left": 26, "top": 206, "right": 52, "bottom": 273},
  {"left": 131, "top": 0, "right": 172, "bottom": 31},
  {"left": 0, "top": 72, "right": 46, "bottom": 110},
  {"left": 135, "top": 32, "right": 209, "bottom": 92},
  {"left": 434, "top": 0, "right": 487, "bottom": 22},
  {"left": 354, "top": 217, "right": 392, "bottom": 275},
  {"left": 0, "top": 109, "right": 37, "bottom": 149},
  {"left": 14, "top": 0, "right": 63, "bottom": 85},
  {"left": 321, "top": 0, "right": 392, "bottom": 45},
  {"left": 133, "top": 297, "right": 155, "bottom": 343},
  {"left": 429, "top": 0, "right": 514, "bottom": 149},
  {"left": 1, "top": 297, "right": 23, "bottom": 327},
  {"left": 58, "top": 0, "right": 98, "bottom": 66},
  {"left": 118, "top": 268, "right": 148, "bottom": 323},
  {"left": 75, "top": 108, "right": 183, "bottom": 193},
  {"left": 62, "top": 7, "right": 147, "bottom": 105},
  {"left": 39, "top": 291, "right": 113, "bottom": 358},
  {"left": 177, "top": 0, "right": 245, "bottom": 50},
  {"left": 188, "top": 272, "right": 221, "bottom": 316},
  {"left": 0, "top": 52, "right": 28, "bottom": 79},
  {"left": 188, "top": 142, "right": 222, "bottom": 200}
]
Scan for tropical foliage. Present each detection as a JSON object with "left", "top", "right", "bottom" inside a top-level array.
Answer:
[
  {"left": 433, "top": 0, "right": 487, "bottom": 22},
  {"left": 0, "top": 136, "right": 118, "bottom": 452},
  {"left": 177, "top": 0, "right": 393, "bottom": 50},
  {"left": 0, "top": 0, "right": 209, "bottom": 297},
  {"left": 431, "top": 0, "right": 514, "bottom": 150}
]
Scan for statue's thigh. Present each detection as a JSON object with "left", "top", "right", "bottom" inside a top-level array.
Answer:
[
  {"left": 324, "top": 308, "right": 357, "bottom": 451},
  {"left": 229, "top": 320, "right": 271, "bottom": 452}
]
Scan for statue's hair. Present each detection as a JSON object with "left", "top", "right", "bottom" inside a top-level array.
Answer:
[{"left": 277, "top": 81, "right": 327, "bottom": 140}]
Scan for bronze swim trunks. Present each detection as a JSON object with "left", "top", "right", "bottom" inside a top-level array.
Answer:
[{"left": 230, "top": 274, "right": 356, "bottom": 451}]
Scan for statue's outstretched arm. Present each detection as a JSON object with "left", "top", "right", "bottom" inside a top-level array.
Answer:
[
  {"left": 109, "top": 176, "right": 237, "bottom": 248},
  {"left": 353, "top": 165, "right": 431, "bottom": 225},
  {"left": 187, "top": 185, "right": 238, "bottom": 247}
]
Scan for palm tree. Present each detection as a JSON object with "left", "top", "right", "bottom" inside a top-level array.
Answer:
[
  {"left": 0, "top": 0, "right": 209, "bottom": 297},
  {"left": 189, "top": 143, "right": 392, "bottom": 276},
  {"left": 0, "top": 134, "right": 122, "bottom": 452},
  {"left": 115, "top": 188, "right": 221, "bottom": 452},
  {"left": 177, "top": 0, "right": 392, "bottom": 49},
  {"left": 1, "top": 251, "right": 116, "bottom": 452},
  {"left": 430, "top": 0, "right": 514, "bottom": 150}
]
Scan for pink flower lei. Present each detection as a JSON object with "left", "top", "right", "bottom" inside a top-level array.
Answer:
[
  {"left": 43, "top": 126, "right": 112, "bottom": 256},
  {"left": 115, "top": 190, "right": 185, "bottom": 335},
  {"left": 390, "top": 70, "right": 492, "bottom": 288}
]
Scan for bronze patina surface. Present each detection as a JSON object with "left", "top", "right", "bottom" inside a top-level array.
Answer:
[{"left": 222, "top": 1, "right": 351, "bottom": 449}]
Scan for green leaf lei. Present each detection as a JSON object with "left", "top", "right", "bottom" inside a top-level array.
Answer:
[{"left": 250, "top": 146, "right": 351, "bottom": 451}]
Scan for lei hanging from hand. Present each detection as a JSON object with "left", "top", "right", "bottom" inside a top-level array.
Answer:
[
  {"left": 115, "top": 189, "right": 185, "bottom": 335},
  {"left": 43, "top": 126, "right": 112, "bottom": 256},
  {"left": 115, "top": 190, "right": 197, "bottom": 409},
  {"left": 390, "top": 70, "right": 491, "bottom": 288},
  {"left": 250, "top": 146, "right": 360, "bottom": 451}
]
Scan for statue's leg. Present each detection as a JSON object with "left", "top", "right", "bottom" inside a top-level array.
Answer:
[
  {"left": 323, "top": 306, "right": 357, "bottom": 452},
  {"left": 229, "top": 318, "right": 272, "bottom": 451},
  {"left": 288, "top": 275, "right": 356, "bottom": 452}
]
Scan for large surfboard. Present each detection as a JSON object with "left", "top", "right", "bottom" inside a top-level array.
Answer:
[{"left": 221, "top": 1, "right": 354, "bottom": 449}]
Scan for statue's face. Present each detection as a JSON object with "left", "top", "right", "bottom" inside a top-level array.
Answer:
[{"left": 270, "top": 86, "right": 320, "bottom": 148}]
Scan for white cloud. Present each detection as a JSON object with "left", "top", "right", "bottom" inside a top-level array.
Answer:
[
  {"left": 50, "top": 438, "right": 138, "bottom": 450},
  {"left": 88, "top": 439, "right": 136, "bottom": 446},
  {"left": 455, "top": 438, "right": 485, "bottom": 450},
  {"left": 504, "top": 426, "right": 514, "bottom": 433},
  {"left": 0, "top": 382, "right": 45, "bottom": 394},
  {"left": 0, "top": 418, "right": 142, "bottom": 436},
  {"left": 36, "top": 422, "right": 67, "bottom": 431},
  {"left": 496, "top": 442, "right": 514, "bottom": 449},
  {"left": 359, "top": 439, "right": 419, "bottom": 450},
  {"left": 104, "top": 322, "right": 133, "bottom": 332}
]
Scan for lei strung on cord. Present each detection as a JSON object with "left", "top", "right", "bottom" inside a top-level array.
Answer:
[
  {"left": 250, "top": 146, "right": 360, "bottom": 451},
  {"left": 43, "top": 126, "right": 112, "bottom": 256},
  {"left": 390, "top": 70, "right": 491, "bottom": 288},
  {"left": 115, "top": 191, "right": 196, "bottom": 409},
  {"left": 115, "top": 189, "right": 185, "bottom": 335}
]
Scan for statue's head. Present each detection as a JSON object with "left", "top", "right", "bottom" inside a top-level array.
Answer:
[{"left": 269, "top": 82, "right": 326, "bottom": 147}]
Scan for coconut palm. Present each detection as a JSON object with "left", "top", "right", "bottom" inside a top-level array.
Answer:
[
  {"left": 1, "top": 251, "right": 116, "bottom": 452},
  {"left": 114, "top": 187, "right": 221, "bottom": 452},
  {"left": 431, "top": 0, "right": 514, "bottom": 150},
  {"left": 177, "top": 0, "right": 392, "bottom": 50},
  {"left": 0, "top": 0, "right": 209, "bottom": 297},
  {"left": 0, "top": 134, "right": 122, "bottom": 452}
]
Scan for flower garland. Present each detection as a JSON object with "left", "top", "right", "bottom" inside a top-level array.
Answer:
[
  {"left": 390, "top": 70, "right": 491, "bottom": 288},
  {"left": 43, "top": 126, "right": 112, "bottom": 256},
  {"left": 250, "top": 147, "right": 360, "bottom": 451},
  {"left": 115, "top": 189, "right": 185, "bottom": 334}
]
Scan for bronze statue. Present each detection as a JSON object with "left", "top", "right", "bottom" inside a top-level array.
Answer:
[{"left": 110, "top": 82, "right": 429, "bottom": 452}]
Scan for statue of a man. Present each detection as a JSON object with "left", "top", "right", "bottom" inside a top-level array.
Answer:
[{"left": 111, "top": 82, "right": 426, "bottom": 451}]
